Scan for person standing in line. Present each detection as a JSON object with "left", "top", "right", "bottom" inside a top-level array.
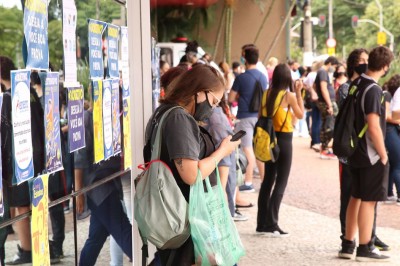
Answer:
[
  {"left": 337, "top": 48, "right": 390, "bottom": 252},
  {"left": 314, "top": 56, "right": 339, "bottom": 159},
  {"left": 338, "top": 46, "right": 393, "bottom": 262},
  {"left": 228, "top": 47, "right": 268, "bottom": 193},
  {"left": 256, "top": 64, "right": 304, "bottom": 236},
  {"left": 333, "top": 64, "right": 348, "bottom": 92}
]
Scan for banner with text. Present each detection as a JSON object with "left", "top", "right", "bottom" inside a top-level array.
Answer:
[
  {"left": 24, "top": 0, "right": 49, "bottom": 69},
  {"left": 120, "top": 26, "right": 130, "bottom": 98},
  {"left": 31, "top": 174, "right": 50, "bottom": 265},
  {"left": 11, "top": 70, "right": 34, "bottom": 184},
  {"left": 92, "top": 79, "right": 104, "bottom": 163},
  {"left": 112, "top": 79, "right": 121, "bottom": 155},
  {"left": 62, "top": 0, "right": 78, "bottom": 85},
  {"left": 88, "top": 19, "right": 106, "bottom": 79},
  {"left": 44, "top": 72, "right": 63, "bottom": 174},
  {"left": 67, "top": 86, "right": 85, "bottom": 152},
  {"left": 102, "top": 79, "right": 113, "bottom": 159},
  {"left": 122, "top": 97, "right": 132, "bottom": 170},
  {"left": 107, "top": 24, "right": 120, "bottom": 78}
]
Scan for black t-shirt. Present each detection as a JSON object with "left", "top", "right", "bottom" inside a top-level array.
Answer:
[
  {"left": 315, "top": 68, "right": 335, "bottom": 102},
  {"left": 349, "top": 74, "right": 386, "bottom": 168}
]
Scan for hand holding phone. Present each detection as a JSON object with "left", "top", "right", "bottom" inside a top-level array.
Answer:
[{"left": 231, "top": 130, "right": 246, "bottom": 141}]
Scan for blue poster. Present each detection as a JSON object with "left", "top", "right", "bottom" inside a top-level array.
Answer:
[
  {"left": 44, "top": 73, "right": 63, "bottom": 174},
  {"left": 120, "top": 26, "right": 130, "bottom": 98},
  {"left": 11, "top": 70, "right": 35, "bottom": 184},
  {"left": 88, "top": 19, "right": 107, "bottom": 79},
  {"left": 24, "top": 0, "right": 49, "bottom": 69},
  {"left": 67, "top": 86, "right": 85, "bottom": 152},
  {"left": 0, "top": 94, "right": 3, "bottom": 216},
  {"left": 111, "top": 79, "right": 121, "bottom": 155},
  {"left": 107, "top": 24, "right": 120, "bottom": 78},
  {"left": 102, "top": 79, "right": 113, "bottom": 159}
]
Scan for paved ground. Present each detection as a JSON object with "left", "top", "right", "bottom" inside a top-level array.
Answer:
[{"left": 4, "top": 136, "right": 400, "bottom": 265}]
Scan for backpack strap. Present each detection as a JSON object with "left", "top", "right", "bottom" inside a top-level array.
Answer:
[{"left": 358, "top": 82, "right": 381, "bottom": 139}]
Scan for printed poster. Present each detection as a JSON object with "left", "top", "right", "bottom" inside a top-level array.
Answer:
[
  {"left": 122, "top": 97, "right": 132, "bottom": 170},
  {"left": 0, "top": 94, "right": 3, "bottom": 216},
  {"left": 44, "top": 72, "right": 63, "bottom": 174},
  {"left": 31, "top": 174, "right": 50, "bottom": 265},
  {"left": 11, "top": 70, "right": 34, "bottom": 184},
  {"left": 92, "top": 80, "right": 104, "bottom": 163},
  {"left": 107, "top": 24, "right": 120, "bottom": 78},
  {"left": 62, "top": 0, "right": 78, "bottom": 85},
  {"left": 88, "top": 19, "right": 107, "bottom": 79},
  {"left": 102, "top": 79, "right": 113, "bottom": 159},
  {"left": 111, "top": 79, "right": 121, "bottom": 155},
  {"left": 120, "top": 26, "right": 130, "bottom": 98},
  {"left": 24, "top": 0, "right": 49, "bottom": 69},
  {"left": 67, "top": 86, "right": 85, "bottom": 152}
]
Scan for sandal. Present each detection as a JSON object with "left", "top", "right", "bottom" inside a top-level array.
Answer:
[{"left": 235, "top": 203, "right": 254, "bottom": 208}]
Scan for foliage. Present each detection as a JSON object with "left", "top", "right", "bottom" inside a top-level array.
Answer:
[
  {"left": 0, "top": 6, "right": 24, "bottom": 67},
  {"left": 76, "top": 59, "right": 91, "bottom": 100},
  {"left": 48, "top": 20, "right": 63, "bottom": 71}
]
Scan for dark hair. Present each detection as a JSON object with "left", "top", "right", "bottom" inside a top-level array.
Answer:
[
  {"left": 241, "top": 44, "right": 256, "bottom": 51},
  {"left": 185, "top": 40, "right": 198, "bottom": 53},
  {"left": 298, "top": 66, "right": 306, "bottom": 77},
  {"left": 0, "top": 56, "right": 16, "bottom": 81},
  {"left": 160, "top": 64, "right": 225, "bottom": 106},
  {"left": 232, "top": 62, "right": 240, "bottom": 69},
  {"left": 368, "top": 46, "right": 394, "bottom": 72},
  {"left": 346, "top": 48, "right": 368, "bottom": 78},
  {"left": 324, "top": 56, "right": 339, "bottom": 66},
  {"left": 383, "top": 74, "right": 400, "bottom": 97},
  {"left": 160, "top": 65, "right": 188, "bottom": 92},
  {"left": 266, "top": 64, "right": 293, "bottom": 115},
  {"left": 244, "top": 48, "right": 259, "bottom": 65},
  {"left": 334, "top": 63, "right": 347, "bottom": 78},
  {"left": 31, "top": 71, "right": 41, "bottom": 85}
]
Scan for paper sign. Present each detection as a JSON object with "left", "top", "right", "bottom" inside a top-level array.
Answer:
[
  {"left": 112, "top": 79, "right": 121, "bottom": 155},
  {"left": 120, "top": 26, "right": 130, "bottom": 98},
  {"left": 67, "top": 86, "right": 85, "bottom": 152},
  {"left": 102, "top": 79, "right": 113, "bottom": 159},
  {"left": 107, "top": 24, "right": 120, "bottom": 78},
  {"left": 92, "top": 79, "right": 104, "bottom": 163},
  {"left": 62, "top": 0, "right": 78, "bottom": 84},
  {"left": 122, "top": 97, "right": 131, "bottom": 170},
  {"left": 88, "top": 19, "right": 107, "bottom": 79}
]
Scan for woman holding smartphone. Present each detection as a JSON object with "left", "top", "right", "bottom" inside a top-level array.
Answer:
[{"left": 256, "top": 64, "right": 304, "bottom": 237}]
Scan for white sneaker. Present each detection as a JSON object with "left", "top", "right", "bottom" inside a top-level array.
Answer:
[
  {"left": 385, "top": 195, "right": 397, "bottom": 204},
  {"left": 233, "top": 209, "right": 248, "bottom": 221}
]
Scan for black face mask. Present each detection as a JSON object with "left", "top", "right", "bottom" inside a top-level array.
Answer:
[
  {"left": 382, "top": 67, "right": 390, "bottom": 78},
  {"left": 193, "top": 93, "right": 213, "bottom": 121},
  {"left": 354, "top": 64, "right": 368, "bottom": 75}
]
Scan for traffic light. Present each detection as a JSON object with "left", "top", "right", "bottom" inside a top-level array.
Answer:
[
  {"left": 352, "top": 15, "right": 359, "bottom": 28},
  {"left": 318, "top": 14, "right": 326, "bottom": 27}
]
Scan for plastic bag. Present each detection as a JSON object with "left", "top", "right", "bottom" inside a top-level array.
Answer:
[
  {"left": 236, "top": 148, "right": 246, "bottom": 186},
  {"left": 189, "top": 167, "right": 245, "bottom": 266}
]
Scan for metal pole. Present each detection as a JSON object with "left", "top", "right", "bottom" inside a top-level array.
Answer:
[
  {"left": 375, "top": 0, "right": 383, "bottom": 31},
  {"left": 303, "top": 1, "right": 313, "bottom": 66},
  {"left": 358, "top": 19, "right": 394, "bottom": 51},
  {"left": 328, "top": 0, "right": 333, "bottom": 38}
]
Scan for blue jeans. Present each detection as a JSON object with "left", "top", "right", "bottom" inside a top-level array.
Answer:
[
  {"left": 311, "top": 104, "right": 321, "bottom": 145},
  {"left": 385, "top": 125, "right": 400, "bottom": 196},
  {"left": 79, "top": 191, "right": 132, "bottom": 266}
]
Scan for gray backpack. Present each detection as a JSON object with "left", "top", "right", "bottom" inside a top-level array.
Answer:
[{"left": 134, "top": 106, "right": 190, "bottom": 250}]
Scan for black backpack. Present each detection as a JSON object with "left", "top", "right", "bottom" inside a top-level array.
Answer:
[
  {"left": 248, "top": 73, "right": 264, "bottom": 113},
  {"left": 332, "top": 79, "right": 374, "bottom": 158}
]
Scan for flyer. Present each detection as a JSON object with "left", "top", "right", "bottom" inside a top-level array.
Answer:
[
  {"left": 122, "top": 97, "right": 132, "bottom": 170},
  {"left": 92, "top": 79, "right": 104, "bottom": 163},
  {"left": 107, "top": 24, "right": 120, "bottom": 78},
  {"left": 44, "top": 72, "right": 63, "bottom": 174},
  {"left": 11, "top": 70, "right": 34, "bottom": 184},
  {"left": 111, "top": 79, "right": 121, "bottom": 155},
  {"left": 62, "top": 0, "right": 78, "bottom": 85},
  {"left": 67, "top": 86, "right": 85, "bottom": 152},
  {"left": 31, "top": 174, "right": 50, "bottom": 265},
  {"left": 88, "top": 19, "right": 107, "bottom": 79},
  {"left": 24, "top": 0, "right": 49, "bottom": 69},
  {"left": 102, "top": 79, "right": 113, "bottom": 159},
  {"left": 0, "top": 94, "right": 3, "bottom": 216},
  {"left": 120, "top": 26, "right": 130, "bottom": 98}
]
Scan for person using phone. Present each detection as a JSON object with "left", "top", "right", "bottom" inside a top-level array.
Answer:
[{"left": 256, "top": 64, "right": 304, "bottom": 237}]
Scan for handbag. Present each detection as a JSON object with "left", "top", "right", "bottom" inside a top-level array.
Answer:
[{"left": 189, "top": 166, "right": 245, "bottom": 266}]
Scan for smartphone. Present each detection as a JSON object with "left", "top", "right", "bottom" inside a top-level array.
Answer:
[{"left": 231, "top": 130, "right": 246, "bottom": 141}]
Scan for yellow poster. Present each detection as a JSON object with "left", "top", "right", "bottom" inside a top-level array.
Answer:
[
  {"left": 93, "top": 80, "right": 104, "bottom": 163},
  {"left": 31, "top": 174, "right": 50, "bottom": 266},
  {"left": 123, "top": 97, "right": 132, "bottom": 170}
]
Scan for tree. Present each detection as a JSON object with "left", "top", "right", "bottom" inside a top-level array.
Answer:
[{"left": 0, "top": 6, "right": 24, "bottom": 67}]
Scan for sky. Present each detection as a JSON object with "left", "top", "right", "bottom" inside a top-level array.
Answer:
[{"left": 0, "top": 0, "right": 22, "bottom": 9}]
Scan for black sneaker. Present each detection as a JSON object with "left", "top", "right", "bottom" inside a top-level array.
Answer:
[
  {"left": 6, "top": 245, "right": 32, "bottom": 265},
  {"left": 338, "top": 238, "right": 355, "bottom": 259},
  {"left": 256, "top": 225, "right": 289, "bottom": 238},
  {"left": 374, "top": 236, "right": 390, "bottom": 251},
  {"left": 49, "top": 240, "right": 63, "bottom": 264},
  {"left": 356, "top": 243, "right": 390, "bottom": 262}
]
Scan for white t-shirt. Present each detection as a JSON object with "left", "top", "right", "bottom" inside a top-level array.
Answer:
[
  {"left": 303, "top": 72, "right": 317, "bottom": 89},
  {"left": 256, "top": 61, "right": 269, "bottom": 86},
  {"left": 390, "top": 88, "right": 400, "bottom": 111}
]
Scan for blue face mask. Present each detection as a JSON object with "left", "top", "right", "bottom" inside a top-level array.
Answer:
[{"left": 240, "top": 56, "right": 246, "bottom": 65}]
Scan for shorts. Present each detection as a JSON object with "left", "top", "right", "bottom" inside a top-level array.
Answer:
[
  {"left": 8, "top": 182, "right": 31, "bottom": 207},
  {"left": 350, "top": 160, "right": 388, "bottom": 201},
  {"left": 234, "top": 117, "right": 258, "bottom": 148}
]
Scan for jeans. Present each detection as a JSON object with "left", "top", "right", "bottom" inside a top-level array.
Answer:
[
  {"left": 385, "top": 124, "right": 400, "bottom": 197},
  {"left": 79, "top": 191, "right": 132, "bottom": 266},
  {"left": 257, "top": 132, "right": 293, "bottom": 229},
  {"left": 311, "top": 104, "right": 321, "bottom": 145}
]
